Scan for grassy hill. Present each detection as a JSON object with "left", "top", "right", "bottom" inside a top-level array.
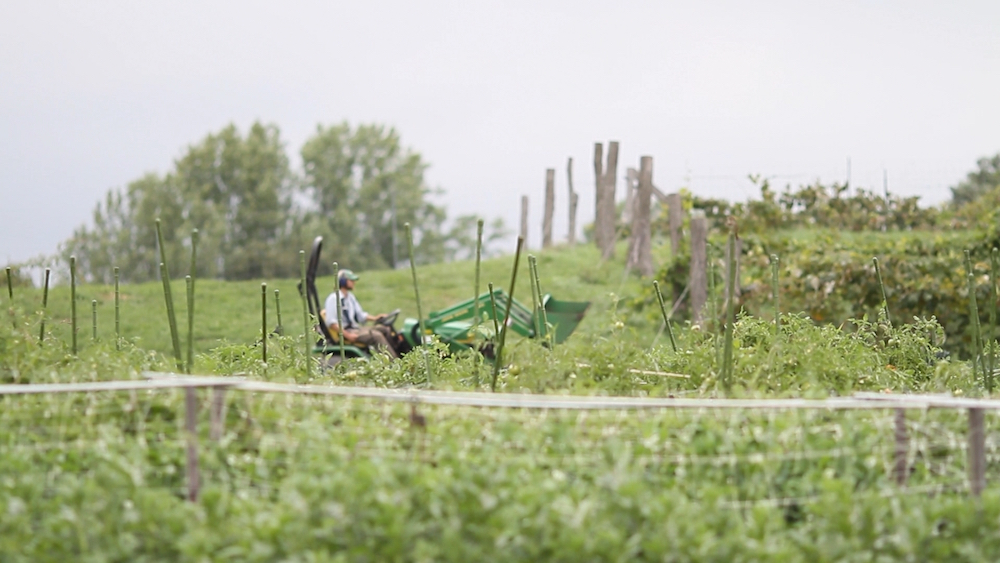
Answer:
[{"left": 9, "top": 241, "right": 672, "bottom": 357}]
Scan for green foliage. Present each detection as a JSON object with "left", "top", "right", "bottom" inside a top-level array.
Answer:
[
  {"left": 300, "top": 122, "right": 446, "bottom": 271},
  {"left": 688, "top": 177, "right": 941, "bottom": 235},
  {"left": 641, "top": 227, "right": 998, "bottom": 361},
  {"left": 61, "top": 123, "right": 295, "bottom": 283},
  {"left": 57, "top": 121, "right": 505, "bottom": 283},
  {"left": 1, "top": 240, "right": 998, "bottom": 559},
  {"left": 950, "top": 153, "right": 1000, "bottom": 207}
]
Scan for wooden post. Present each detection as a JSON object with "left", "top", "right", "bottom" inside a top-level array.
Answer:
[
  {"left": 185, "top": 387, "right": 200, "bottom": 502},
  {"left": 210, "top": 387, "right": 226, "bottom": 441},
  {"left": 543, "top": 169, "right": 555, "bottom": 248},
  {"left": 623, "top": 167, "right": 638, "bottom": 226},
  {"left": 690, "top": 211, "right": 708, "bottom": 325},
  {"left": 667, "top": 192, "right": 682, "bottom": 257},
  {"left": 567, "top": 157, "right": 578, "bottom": 245},
  {"left": 593, "top": 141, "right": 619, "bottom": 260},
  {"left": 893, "top": 408, "right": 908, "bottom": 485},
  {"left": 626, "top": 157, "right": 654, "bottom": 277},
  {"left": 520, "top": 195, "right": 529, "bottom": 249},
  {"left": 593, "top": 142, "right": 603, "bottom": 251},
  {"left": 969, "top": 408, "right": 985, "bottom": 497},
  {"left": 598, "top": 141, "right": 618, "bottom": 260},
  {"left": 723, "top": 238, "right": 742, "bottom": 306}
]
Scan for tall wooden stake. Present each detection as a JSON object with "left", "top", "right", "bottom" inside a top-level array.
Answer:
[
  {"left": 969, "top": 408, "right": 985, "bottom": 497},
  {"left": 185, "top": 387, "right": 200, "bottom": 502},
  {"left": 567, "top": 157, "right": 578, "bottom": 245},
  {"left": 543, "top": 168, "right": 555, "bottom": 248}
]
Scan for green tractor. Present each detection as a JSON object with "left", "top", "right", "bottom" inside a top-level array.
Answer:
[{"left": 302, "top": 236, "right": 590, "bottom": 365}]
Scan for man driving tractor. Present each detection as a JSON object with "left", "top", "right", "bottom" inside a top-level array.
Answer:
[{"left": 324, "top": 269, "right": 399, "bottom": 358}]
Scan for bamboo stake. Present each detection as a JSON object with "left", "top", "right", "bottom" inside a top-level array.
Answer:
[
  {"left": 722, "top": 228, "right": 737, "bottom": 392},
  {"left": 274, "top": 289, "right": 283, "bottom": 335},
  {"left": 333, "top": 261, "right": 345, "bottom": 364},
  {"left": 155, "top": 219, "right": 183, "bottom": 370},
  {"left": 653, "top": 280, "right": 677, "bottom": 353},
  {"left": 488, "top": 282, "right": 500, "bottom": 338},
  {"left": 527, "top": 255, "right": 541, "bottom": 338},
  {"left": 770, "top": 254, "right": 780, "bottom": 337},
  {"left": 406, "top": 224, "right": 432, "bottom": 382},
  {"left": 159, "top": 262, "right": 183, "bottom": 371},
  {"left": 70, "top": 256, "right": 77, "bottom": 355},
  {"left": 873, "top": 257, "right": 891, "bottom": 327},
  {"left": 261, "top": 283, "right": 267, "bottom": 365},
  {"left": 4, "top": 266, "right": 11, "bottom": 300},
  {"left": 492, "top": 237, "right": 524, "bottom": 391},
  {"left": 988, "top": 248, "right": 998, "bottom": 393},
  {"left": 187, "top": 229, "right": 198, "bottom": 373},
  {"left": 530, "top": 255, "right": 550, "bottom": 345},
  {"left": 185, "top": 276, "right": 193, "bottom": 373},
  {"left": 91, "top": 300, "right": 97, "bottom": 342},
  {"left": 966, "top": 251, "right": 984, "bottom": 382},
  {"left": 39, "top": 268, "right": 50, "bottom": 345},
  {"left": 474, "top": 219, "right": 484, "bottom": 326},
  {"left": 300, "top": 250, "right": 311, "bottom": 380},
  {"left": 113, "top": 267, "right": 120, "bottom": 350}
]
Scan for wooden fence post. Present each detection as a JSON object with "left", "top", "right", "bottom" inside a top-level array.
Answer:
[
  {"left": 969, "top": 408, "right": 985, "bottom": 497},
  {"left": 185, "top": 387, "right": 200, "bottom": 502},
  {"left": 543, "top": 169, "right": 555, "bottom": 248},
  {"left": 520, "top": 195, "right": 529, "bottom": 249},
  {"left": 624, "top": 168, "right": 638, "bottom": 226},
  {"left": 593, "top": 143, "right": 603, "bottom": 251},
  {"left": 593, "top": 141, "right": 619, "bottom": 260},
  {"left": 723, "top": 238, "right": 742, "bottom": 306},
  {"left": 567, "top": 157, "right": 578, "bottom": 245},
  {"left": 667, "top": 192, "right": 682, "bottom": 257},
  {"left": 690, "top": 211, "right": 708, "bottom": 325},
  {"left": 626, "top": 157, "right": 654, "bottom": 277},
  {"left": 210, "top": 387, "right": 226, "bottom": 441},
  {"left": 894, "top": 408, "right": 908, "bottom": 485}
]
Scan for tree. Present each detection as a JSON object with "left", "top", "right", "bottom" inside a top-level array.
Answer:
[
  {"left": 301, "top": 123, "right": 446, "bottom": 269},
  {"left": 62, "top": 122, "right": 294, "bottom": 282},
  {"left": 951, "top": 153, "right": 1000, "bottom": 207}
]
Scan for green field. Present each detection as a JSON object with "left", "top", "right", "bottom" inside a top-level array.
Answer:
[{"left": 3, "top": 237, "right": 1000, "bottom": 560}]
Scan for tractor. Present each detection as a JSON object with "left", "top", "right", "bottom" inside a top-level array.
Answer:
[{"left": 301, "top": 236, "right": 590, "bottom": 365}]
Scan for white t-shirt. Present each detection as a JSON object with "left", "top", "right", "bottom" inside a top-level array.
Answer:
[{"left": 324, "top": 290, "right": 368, "bottom": 330}]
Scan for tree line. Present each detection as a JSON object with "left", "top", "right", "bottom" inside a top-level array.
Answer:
[{"left": 60, "top": 122, "right": 507, "bottom": 283}]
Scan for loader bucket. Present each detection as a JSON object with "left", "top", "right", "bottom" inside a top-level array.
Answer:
[{"left": 540, "top": 296, "right": 590, "bottom": 344}]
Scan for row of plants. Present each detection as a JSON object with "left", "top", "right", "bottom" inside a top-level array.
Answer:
[
  {"left": 639, "top": 226, "right": 999, "bottom": 362},
  {"left": 0, "top": 324, "right": 995, "bottom": 561}
]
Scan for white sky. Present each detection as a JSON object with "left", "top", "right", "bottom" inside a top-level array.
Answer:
[{"left": 2, "top": 0, "right": 999, "bottom": 263}]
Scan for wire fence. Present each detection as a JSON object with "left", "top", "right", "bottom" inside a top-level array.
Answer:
[{"left": 2, "top": 373, "right": 999, "bottom": 512}]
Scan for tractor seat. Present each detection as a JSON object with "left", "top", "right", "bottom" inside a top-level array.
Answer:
[{"left": 318, "top": 309, "right": 369, "bottom": 350}]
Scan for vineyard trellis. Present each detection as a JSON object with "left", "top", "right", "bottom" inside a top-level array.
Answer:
[{"left": 2, "top": 372, "right": 998, "bottom": 507}]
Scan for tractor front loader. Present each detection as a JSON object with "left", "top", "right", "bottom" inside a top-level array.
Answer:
[{"left": 302, "top": 236, "right": 589, "bottom": 365}]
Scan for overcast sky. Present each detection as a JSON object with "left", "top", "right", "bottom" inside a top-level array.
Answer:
[{"left": 2, "top": 0, "right": 998, "bottom": 264}]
